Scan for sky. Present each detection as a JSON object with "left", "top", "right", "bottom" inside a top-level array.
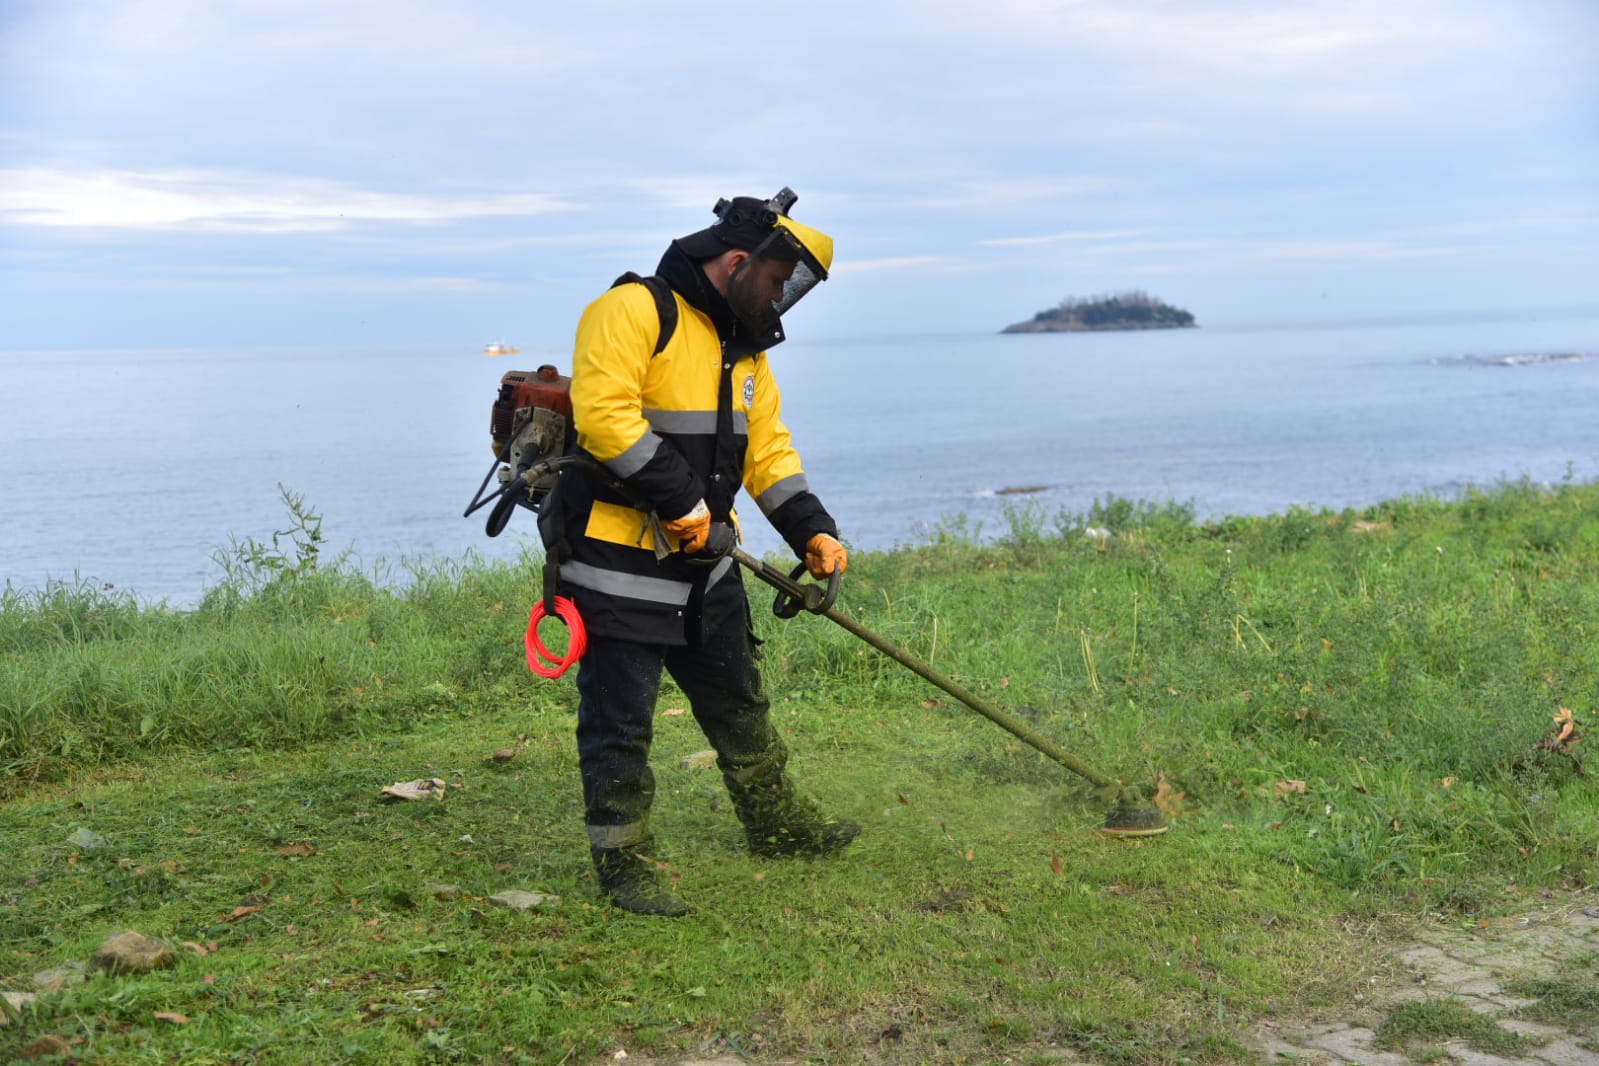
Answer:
[{"left": 1, "top": 0, "right": 1596, "bottom": 351}]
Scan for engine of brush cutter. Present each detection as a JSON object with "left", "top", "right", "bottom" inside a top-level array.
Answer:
[
  {"left": 463, "top": 365, "right": 576, "bottom": 536},
  {"left": 490, "top": 365, "right": 575, "bottom": 478}
]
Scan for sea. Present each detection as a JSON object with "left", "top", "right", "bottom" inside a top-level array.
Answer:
[{"left": 4, "top": 311, "right": 1598, "bottom": 608}]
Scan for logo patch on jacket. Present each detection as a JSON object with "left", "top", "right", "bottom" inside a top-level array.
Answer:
[{"left": 742, "top": 375, "right": 756, "bottom": 408}]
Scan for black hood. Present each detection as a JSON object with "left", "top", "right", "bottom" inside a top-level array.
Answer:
[{"left": 657, "top": 241, "right": 783, "bottom": 358}]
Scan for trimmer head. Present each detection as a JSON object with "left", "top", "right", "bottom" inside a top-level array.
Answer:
[
  {"left": 1098, "top": 784, "right": 1169, "bottom": 837},
  {"left": 1099, "top": 805, "right": 1169, "bottom": 837}
]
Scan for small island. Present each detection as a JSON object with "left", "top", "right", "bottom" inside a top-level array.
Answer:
[{"left": 1002, "top": 290, "right": 1196, "bottom": 333}]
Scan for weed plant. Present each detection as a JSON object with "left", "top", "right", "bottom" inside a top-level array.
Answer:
[
  {"left": 1374, "top": 996, "right": 1537, "bottom": 1057},
  {"left": 2, "top": 479, "right": 1596, "bottom": 1064}
]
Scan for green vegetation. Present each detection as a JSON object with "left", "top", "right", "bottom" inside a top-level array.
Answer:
[
  {"left": 3, "top": 478, "right": 1597, "bottom": 1064},
  {"left": 1508, "top": 949, "right": 1599, "bottom": 1046},
  {"left": 1003, "top": 290, "right": 1197, "bottom": 333},
  {"left": 1374, "top": 996, "right": 1538, "bottom": 1058}
]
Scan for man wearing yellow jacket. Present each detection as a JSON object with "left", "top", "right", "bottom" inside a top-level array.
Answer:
[{"left": 539, "top": 188, "right": 856, "bottom": 916}]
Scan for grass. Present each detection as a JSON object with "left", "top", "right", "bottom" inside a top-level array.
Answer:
[
  {"left": 2, "top": 477, "right": 1597, "bottom": 1063},
  {"left": 1507, "top": 949, "right": 1599, "bottom": 1042},
  {"left": 1374, "top": 997, "right": 1538, "bottom": 1058}
]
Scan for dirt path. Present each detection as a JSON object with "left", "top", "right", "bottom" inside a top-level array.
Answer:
[
  {"left": 605, "top": 891, "right": 1598, "bottom": 1066},
  {"left": 1249, "top": 890, "right": 1599, "bottom": 1066}
]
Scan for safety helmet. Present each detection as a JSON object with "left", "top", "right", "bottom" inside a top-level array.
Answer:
[{"left": 676, "top": 188, "right": 832, "bottom": 340}]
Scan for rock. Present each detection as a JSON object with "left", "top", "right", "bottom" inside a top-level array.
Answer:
[
  {"left": 31, "top": 963, "right": 87, "bottom": 993},
  {"left": 90, "top": 931, "right": 178, "bottom": 975},
  {"left": 487, "top": 891, "right": 561, "bottom": 912},
  {"left": 2, "top": 990, "right": 38, "bottom": 1024},
  {"left": 679, "top": 750, "right": 718, "bottom": 770},
  {"left": 1001, "top": 292, "right": 1196, "bottom": 334},
  {"left": 489, "top": 734, "right": 528, "bottom": 763},
  {"left": 17, "top": 1034, "right": 71, "bottom": 1058}
]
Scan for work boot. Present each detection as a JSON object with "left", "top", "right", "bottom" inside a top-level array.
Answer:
[
  {"left": 722, "top": 745, "right": 860, "bottom": 858},
  {"left": 591, "top": 843, "right": 691, "bottom": 917}
]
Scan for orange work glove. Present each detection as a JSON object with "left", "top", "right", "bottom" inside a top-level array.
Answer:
[
  {"left": 805, "top": 533, "right": 848, "bottom": 579},
  {"left": 660, "top": 500, "right": 711, "bottom": 554}
]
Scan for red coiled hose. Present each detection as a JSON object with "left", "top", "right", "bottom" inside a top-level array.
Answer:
[{"left": 525, "top": 596, "right": 587, "bottom": 679}]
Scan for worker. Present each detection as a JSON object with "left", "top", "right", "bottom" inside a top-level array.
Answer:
[{"left": 539, "top": 188, "right": 857, "bottom": 916}]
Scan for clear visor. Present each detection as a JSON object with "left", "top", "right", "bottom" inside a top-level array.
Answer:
[{"left": 726, "top": 227, "right": 826, "bottom": 337}]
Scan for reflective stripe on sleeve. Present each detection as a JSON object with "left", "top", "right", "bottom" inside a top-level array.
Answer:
[
  {"left": 559, "top": 560, "right": 693, "bottom": 605},
  {"left": 605, "top": 431, "right": 662, "bottom": 479},
  {"left": 755, "top": 472, "right": 810, "bottom": 515}
]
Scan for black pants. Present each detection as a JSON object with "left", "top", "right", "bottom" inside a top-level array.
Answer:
[{"left": 575, "top": 606, "right": 776, "bottom": 849}]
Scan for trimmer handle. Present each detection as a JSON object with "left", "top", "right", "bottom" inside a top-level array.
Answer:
[
  {"left": 771, "top": 562, "right": 841, "bottom": 619},
  {"left": 682, "top": 522, "right": 737, "bottom": 566}
]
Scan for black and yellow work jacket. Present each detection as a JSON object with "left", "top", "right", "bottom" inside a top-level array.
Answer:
[{"left": 540, "top": 243, "right": 838, "bottom": 645}]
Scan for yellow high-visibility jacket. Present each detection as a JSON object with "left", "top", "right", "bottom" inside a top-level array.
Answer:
[{"left": 540, "top": 246, "right": 837, "bottom": 645}]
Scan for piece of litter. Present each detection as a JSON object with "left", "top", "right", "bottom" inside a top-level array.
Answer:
[
  {"left": 678, "top": 750, "right": 718, "bottom": 770},
  {"left": 487, "top": 891, "right": 561, "bottom": 912},
  {"left": 67, "top": 828, "right": 109, "bottom": 850},
  {"left": 380, "top": 778, "right": 447, "bottom": 801}
]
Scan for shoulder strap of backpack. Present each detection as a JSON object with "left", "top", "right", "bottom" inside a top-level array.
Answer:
[{"left": 610, "top": 272, "right": 679, "bottom": 356}]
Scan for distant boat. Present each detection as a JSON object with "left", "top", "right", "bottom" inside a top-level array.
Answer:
[{"left": 485, "top": 342, "right": 520, "bottom": 356}]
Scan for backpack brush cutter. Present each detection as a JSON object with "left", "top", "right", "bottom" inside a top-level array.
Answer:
[{"left": 464, "top": 367, "right": 1167, "bottom": 837}]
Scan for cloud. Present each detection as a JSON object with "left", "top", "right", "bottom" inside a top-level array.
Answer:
[
  {"left": 1127, "top": 238, "right": 1461, "bottom": 275},
  {"left": 836, "top": 256, "right": 955, "bottom": 274},
  {"left": 47, "top": 260, "right": 511, "bottom": 295},
  {"left": 0, "top": 168, "right": 573, "bottom": 232},
  {"left": 608, "top": 176, "right": 775, "bottom": 212},
  {"left": 886, "top": 0, "right": 1588, "bottom": 137},
  {"left": 251, "top": 273, "right": 507, "bottom": 295},
  {"left": 1, "top": 1, "right": 1593, "bottom": 348},
  {"left": 981, "top": 229, "right": 1151, "bottom": 248},
  {"left": 903, "top": 177, "right": 1114, "bottom": 210}
]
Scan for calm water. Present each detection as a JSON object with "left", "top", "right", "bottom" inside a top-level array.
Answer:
[{"left": 4, "top": 313, "right": 1598, "bottom": 606}]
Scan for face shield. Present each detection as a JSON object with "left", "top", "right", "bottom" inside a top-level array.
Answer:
[{"left": 725, "top": 217, "right": 833, "bottom": 339}]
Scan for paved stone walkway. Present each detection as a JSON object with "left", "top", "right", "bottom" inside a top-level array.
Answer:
[{"left": 1249, "top": 893, "right": 1599, "bottom": 1066}]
